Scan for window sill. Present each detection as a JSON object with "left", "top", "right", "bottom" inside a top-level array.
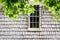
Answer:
[{"left": 27, "top": 28, "right": 42, "bottom": 32}]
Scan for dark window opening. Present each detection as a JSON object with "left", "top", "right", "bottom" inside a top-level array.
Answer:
[{"left": 30, "top": 5, "right": 39, "bottom": 28}]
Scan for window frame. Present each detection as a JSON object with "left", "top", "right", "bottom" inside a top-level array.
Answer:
[{"left": 28, "top": 3, "right": 42, "bottom": 31}]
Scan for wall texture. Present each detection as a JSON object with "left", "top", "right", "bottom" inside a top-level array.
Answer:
[{"left": 0, "top": 5, "right": 60, "bottom": 40}]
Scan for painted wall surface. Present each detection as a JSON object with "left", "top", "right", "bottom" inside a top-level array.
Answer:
[{"left": 0, "top": 4, "right": 60, "bottom": 40}]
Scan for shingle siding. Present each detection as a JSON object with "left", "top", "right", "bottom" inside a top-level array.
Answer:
[{"left": 0, "top": 5, "right": 60, "bottom": 40}]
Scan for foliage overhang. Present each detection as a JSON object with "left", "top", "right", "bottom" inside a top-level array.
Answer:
[{"left": 0, "top": 0, "right": 60, "bottom": 20}]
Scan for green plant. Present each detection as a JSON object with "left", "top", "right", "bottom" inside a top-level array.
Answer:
[
  {"left": 0, "top": 0, "right": 35, "bottom": 19},
  {"left": 42, "top": 0, "right": 60, "bottom": 20},
  {"left": 34, "top": 0, "right": 60, "bottom": 21},
  {"left": 0, "top": 0, "right": 60, "bottom": 20}
]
